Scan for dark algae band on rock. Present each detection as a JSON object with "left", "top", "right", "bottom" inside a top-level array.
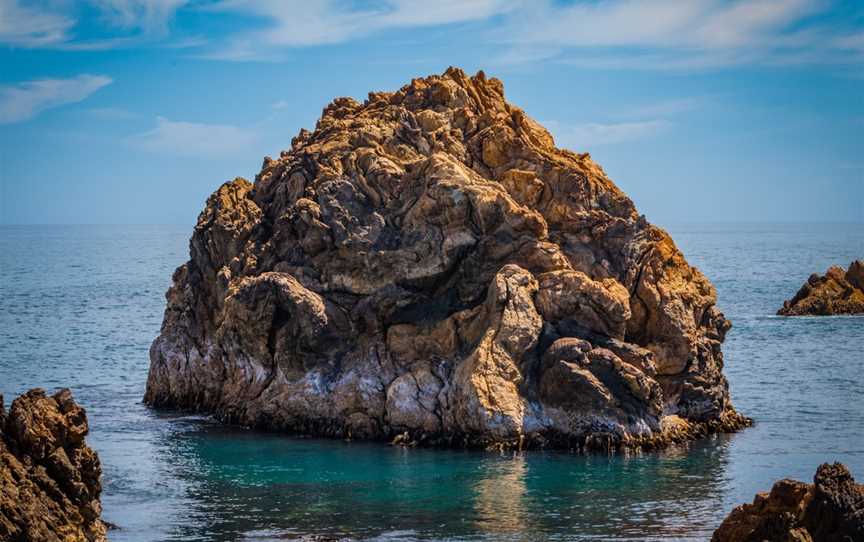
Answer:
[
  {"left": 0, "top": 389, "right": 106, "bottom": 542},
  {"left": 778, "top": 260, "right": 864, "bottom": 316},
  {"left": 713, "top": 462, "right": 864, "bottom": 542},
  {"left": 145, "top": 67, "right": 750, "bottom": 451}
]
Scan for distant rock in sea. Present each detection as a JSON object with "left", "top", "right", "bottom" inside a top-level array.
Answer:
[
  {"left": 713, "top": 462, "right": 864, "bottom": 542},
  {"left": 145, "top": 67, "right": 750, "bottom": 451},
  {"left": 778, "top": 260, "right": 864, "bottom": 315},
  {"left": 0, "top": 389, "right": 106, "bottom": 541}
]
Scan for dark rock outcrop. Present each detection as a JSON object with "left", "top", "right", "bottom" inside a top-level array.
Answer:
[
  {"left": 778, "top": 260, "right": 864, "bottom": 316},
  {"left": 0, "top": 388, "right": 106, "bottom": 541},
  {"left": 713, "top": 462, "right": 864, "bottom": 542},
  {"left": 145, "top": 67, "right": 750, "bottom": 451}
]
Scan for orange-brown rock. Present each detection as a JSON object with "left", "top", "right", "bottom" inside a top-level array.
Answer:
[
  {"left": 778, "top": 260, "right": 864, "bottom": 315},
  {"left": 713, "top": 462, "right": 864, "bottom": 542},
  {"left": 145, "top": 67, "right": 749, "bottom": 450},
  {"left": 0, "top": 389, "right": 106, "bottom": 541}
]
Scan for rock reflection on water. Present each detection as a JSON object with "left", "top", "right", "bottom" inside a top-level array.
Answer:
[
  {"left": 138, "top": 419, "right": 732, "bottom": 542},
  {"left": 471, "top": 454, "right": 529, "bottom": 534}
]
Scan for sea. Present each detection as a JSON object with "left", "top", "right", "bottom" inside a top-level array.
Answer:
[{"left": 0, "top": 223, "right": 862, "bottom": 541}]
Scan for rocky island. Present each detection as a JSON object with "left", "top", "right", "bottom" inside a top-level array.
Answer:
[
  {"left": 0, "top": 389, "right": 106, "bottom": 541},
  {"left": 713, "top": 462, "right": 864, "bottom": 542},
  {"left": 778, "top": 260, "right": 864, "bottom": 316},
  {"left": 145, "top": 67, "right": 750, "bottom": 451}
]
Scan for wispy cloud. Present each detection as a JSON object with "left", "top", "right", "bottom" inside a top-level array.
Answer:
[
  {"left": 90, "top": 0, "right": 187, "bottom": 34},
  {"left": 497, "top": 0, "right": 863, "bottom": 70},
  {"left": 202, "top": 0, "right": 518, "bottom": 60},
  {"left": 2, "top": 0, "right": 860, "bottom": 70},
  {"left": 0, "top": 0, "right": 189, "bottom": 49},
  {"left": 545, "top": 119, "right": 672, "bottom": 150},
  {"left": 0, "top": 74, "right": 113, "bottom": 124},
  {"left": 0, "top": 0, "right": 75, "bottom": 47},
  {"left": 131, "top": 116, "right": 256, "bottom": 157},
  {"left": 545, "top": 96, "right": 702, "bottom": 150}
]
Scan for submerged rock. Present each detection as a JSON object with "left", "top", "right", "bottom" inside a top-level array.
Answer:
[
  {"left": 145, "top": 67, "right": 749, "bottom": 450},
  {"left": 0, "top": 388, "right": 106, "bottom": 541},
  {"left": 778, "top": 260, "right": 864, "bottom": 316},
  {"left": 713, "top": 462, "right": 864, "bottom": 542}
]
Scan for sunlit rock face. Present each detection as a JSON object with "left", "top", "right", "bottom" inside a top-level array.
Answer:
[{"left": 145, "top": 67, "right": 749, "bottom": 450}]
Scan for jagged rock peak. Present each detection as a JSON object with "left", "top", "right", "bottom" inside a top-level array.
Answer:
[
  {"left": 0, "top": 388, "right": 107, "bottom": 541},
  {"left": 146, "top": 67, "right": 749, "bottom": 451}
]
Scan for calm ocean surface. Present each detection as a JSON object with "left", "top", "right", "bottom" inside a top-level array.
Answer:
[{"left": 1, "top": 223, "right": 862, "bottom": 541}]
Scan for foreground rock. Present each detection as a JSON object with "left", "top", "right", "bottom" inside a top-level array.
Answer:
[
  {"left": 0, "top": 389, "right": 106, "bottom": 541},
  {"left": 778, "top": 260, "right": 864, "bottom": 316},
  {"left": 145, "top": 67, "right": 749, "bottom": 451},
  {"left": 713, "top": 462, "right": 864, "bottom": 542}
]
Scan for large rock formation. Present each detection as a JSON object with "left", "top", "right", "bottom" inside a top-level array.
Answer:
[
  {"left": 778, "top": 260, "right": 864, "bottom": 316},
  {"left": 0, "top": 389, "right": 106, "bottom": 541},
  {"left": 713, "top": 462, "right": 864, "bottom": 542},
  {"left": 145, "top": 67, "right": 749, "bottom": 450}
]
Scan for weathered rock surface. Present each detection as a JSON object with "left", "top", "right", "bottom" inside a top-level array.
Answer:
[
  {"left": 145, "top": 67, "right": 749, "bottom": 450},
  {"left": 778, "top": 260, "right": 864, "bottom": 316},
  {"left": 713, "top": 462, "right": 864, "bottom": 542},
  {"left": 0, "top": 389, "right": 106, "bottom": 541}
]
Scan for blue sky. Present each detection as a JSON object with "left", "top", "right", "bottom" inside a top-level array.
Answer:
[{"left": 0, "top": 0, "right": 862, "bottom": 225}]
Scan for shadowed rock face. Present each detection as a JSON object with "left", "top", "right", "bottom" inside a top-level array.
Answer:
[
  {"left": 0, "top": 389, "right": 106, "bottom": 542},
  {"left": 778, "top": 260, "right": 864, "bottom": 316},
  {"left": 145, "top": 67, "right": 749, "bottom": 450},
  {"left": 713, "top": 462, "right": 864, "bottom": 542}
]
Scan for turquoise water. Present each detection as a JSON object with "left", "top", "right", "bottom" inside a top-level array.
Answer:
[{"left": 1, "top": 223, "right": 862, "bottom": 541}]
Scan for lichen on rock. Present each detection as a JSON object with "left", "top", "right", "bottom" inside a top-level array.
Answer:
[
  {"left": 778, "top": 260, "right": 864, "bottom": 316},
  {"left": 0, "top": 388, "right": 106, "bottom": 541},
  {"left": 145, "top": 67, "right": 750, "bottom": 450}
]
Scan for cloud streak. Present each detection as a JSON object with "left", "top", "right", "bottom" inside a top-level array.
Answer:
[
  {"left": 0, "top": 0, "right": 75, "bottom": 47},
  {"left": 1, "top": 0, "right": 860, "bottom": 70},
  {"left": 131, "top": 116, "right": 256, "bottom": 157},
  {"left": 0, "top": 74, "right": 113, "bottom": 124},
  {"left": 546, "top": 120, "right": 672, "bottom": 150},
  {"left": 201, "top": 0, "right": 518, "bottom": 60},
  {"left": 498, "top": 0, "right": 863, "bottom": 69},
  {"left": 90, "top": 0, "right": 187, "bottom": 34},
  {"left": 0, "top": 0, "right": 189, "bottom": 49}
]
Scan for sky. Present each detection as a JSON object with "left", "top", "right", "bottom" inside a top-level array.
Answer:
[{"left": 0, "top": 0, "right": 862, "bottom": 226}]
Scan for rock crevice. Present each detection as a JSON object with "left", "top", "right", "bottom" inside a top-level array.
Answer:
[{"left": 145, "top": 67, "right": 749, "bottom": 450}]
